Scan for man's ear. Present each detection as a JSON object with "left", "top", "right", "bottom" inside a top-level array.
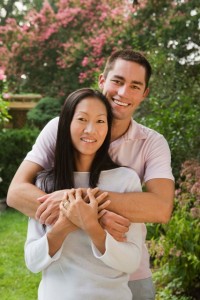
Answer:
[
  {"left": 98, "top": 74, "right": 105, "bottom": 90},
  {"left": 143, "top": 87, "right": 150, "bottom": 99}
]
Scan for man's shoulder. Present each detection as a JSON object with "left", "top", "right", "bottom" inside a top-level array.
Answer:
[
  {"left": 128, "top": 119, "right": 165, "bottom": 141},
  {"left": 41, "top": 117, "right": 59, "bottom": 135},
  {"left": 47, "top": 116, "right": 59, "bottom": 127}
]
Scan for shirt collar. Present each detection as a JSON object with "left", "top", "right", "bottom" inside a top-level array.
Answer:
[{"left": 122, "top": 119, "right": 147, "bottom": 140}]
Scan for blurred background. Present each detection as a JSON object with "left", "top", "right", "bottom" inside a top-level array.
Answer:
[{"left": 0, "top": 1, "right": 199, "bottom": 299}]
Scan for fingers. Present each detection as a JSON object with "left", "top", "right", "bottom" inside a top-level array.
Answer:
[
  {"left": 98, "top": 209, "right": 107, "bottom": 219},
  {"left": 35, "top": 201, "right": 48, "bottom": 220},
  {"left": 37, "top": 205, "right": 60, "bottom": 225},
  {"left": 67, "top": 189, "right": 75, "bottom": 203},
  {"left": 83, "top": 187, "right": 99, "bottom": 203},
  {"left": 100, "top": 214, "right": 130, "bottom": 233},
  {"left": 43, "top": 213, "right": 59, "bottom": 225},
  {"left": 95, "top": 191, "right": 108, "bottom": 205},
  {"left": 37, "top": 194, "right": 49, "bottom": 203},
  {"left": 86, "top": 188, "right": 97, "bottom": 208},
  {"left": 99, "top": 211, "right": 130, "bottom": 242},
  {"left": 98, "top": 200, "right": 111, "bottom": 212},
  {"left": 89, "top": 187, "right": 99, "bottom": 196},
  {"left": 86, "top": 188, "right": 108, "bottom": 204},
  {"left": 75, "top": 188, "right": 83, "bottom": 200}
]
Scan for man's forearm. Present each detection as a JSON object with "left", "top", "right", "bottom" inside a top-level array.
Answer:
[
  {"left": 7, "top": 183, "right": 45, "bottom": 218},
  {"left": 107, "top": 179, "right": 174, "bottom": 223},
  {"left": 6, "top": 160, "right": 45, "bottom": 218}
]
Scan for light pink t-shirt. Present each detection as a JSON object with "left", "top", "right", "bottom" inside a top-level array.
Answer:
[{"left": 25, "top": 117, "right": 174, "bottom": 280}]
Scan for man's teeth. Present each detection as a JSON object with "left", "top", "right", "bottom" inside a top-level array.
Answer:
[{"left": 113, "top": 99, "right": 128, "bottom": 107}]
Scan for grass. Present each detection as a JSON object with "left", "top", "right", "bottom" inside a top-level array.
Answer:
[{"left": 0, "top": 208, "right": 41, "bottom": 300}]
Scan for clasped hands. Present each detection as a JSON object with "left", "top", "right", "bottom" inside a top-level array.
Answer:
[{"left": 36, "top": 188, "right": 130, "bottom": 242}]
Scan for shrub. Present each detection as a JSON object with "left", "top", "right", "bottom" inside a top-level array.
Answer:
[
  {"left": 0, "top": 79, "right": 11, "bottom": 129},
  {"left": 136, "top": 96, "right": 200, "bottom": 180},
  {"left": 27, "top": 96, "right": 61, "bottom": 129},
  {"left": 149, "top": 160, "right": 200, "bottom": 299},
  {"left": 0, "top": 127, "right": 39, "bottom": 197}
]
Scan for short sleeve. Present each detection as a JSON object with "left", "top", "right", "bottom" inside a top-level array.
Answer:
[{"left": 24, "top": 117, "right": 59, "bottom": 169}]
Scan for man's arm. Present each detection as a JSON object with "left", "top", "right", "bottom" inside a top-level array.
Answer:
[
  {"left": 103, "top": 178, "right": 174, "bottom": 224},
  {"left": 7, "top": 160, "right": 45, "bottom": 218}
]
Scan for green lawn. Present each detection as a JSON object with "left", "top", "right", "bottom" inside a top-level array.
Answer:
[{"left": 0, "top": 208, "right": 41, "bottom": 300}]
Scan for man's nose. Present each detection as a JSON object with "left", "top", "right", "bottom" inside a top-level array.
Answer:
[{"left": 117, "top": 84, "right": 129, "bottom": 97}]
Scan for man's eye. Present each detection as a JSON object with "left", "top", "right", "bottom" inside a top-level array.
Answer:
[
  {"left": 78, "top": 118, "right": 86, "bottom": 121},
  {"left": 112, "top": 80, "right": 121, "bottom": 85},
  {"left": 132, "top": 85, "right": 140, "bottom": 90},
  {"left": 97, "top": 120, "right": 105, "bottom": 123}
]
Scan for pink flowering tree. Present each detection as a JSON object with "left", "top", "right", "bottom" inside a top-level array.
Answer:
[{"left": 0, "top": 0, "right": 139, "bottom": 97}]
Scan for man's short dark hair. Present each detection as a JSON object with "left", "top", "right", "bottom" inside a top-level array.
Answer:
[{"left": 103, "top": 49, "right": 152, "bottom": 89}]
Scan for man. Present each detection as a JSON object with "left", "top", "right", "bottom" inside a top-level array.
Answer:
[{"left": 7, "top": 49, "right": 174, "bottom": 299}]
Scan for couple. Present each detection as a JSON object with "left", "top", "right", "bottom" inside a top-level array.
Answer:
[{"left": 7, "top": 49, "right": 175, "bottom": 299}]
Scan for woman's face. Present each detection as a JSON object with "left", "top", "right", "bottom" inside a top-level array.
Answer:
[{"left": 70, "top": 97, "right": 108, "bottom": 166}]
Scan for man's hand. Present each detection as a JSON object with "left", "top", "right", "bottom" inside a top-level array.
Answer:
[
  {"left": 36, "top": 190, "right": 68, "bottom": 225},
  {"left": 99, "top": 210, "right": 131, "bottom": 242}
]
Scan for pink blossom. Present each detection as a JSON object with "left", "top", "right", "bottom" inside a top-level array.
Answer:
[
  {"left": 82, "top": 57, "right": 89, "bottom": 67},
  {"left": 2, "top": 93, "right": 10, "bottom": 99},
  {"left": 190, "top": 207, "right": 200, "bottom": 219},
  {"left": 0, "top": 68, "right": 6, "bottom": 80},
  {"left": 79, "top": 72, "right": 87, "bottom": 83}
]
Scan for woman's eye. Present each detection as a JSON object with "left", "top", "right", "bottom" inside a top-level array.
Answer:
[{"left": 97, "top": 120, "right": 105, "bottom": 123}]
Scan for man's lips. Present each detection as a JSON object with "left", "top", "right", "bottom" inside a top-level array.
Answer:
[{"left": 112, "top": 99, "right": 129, "bottom": 107}]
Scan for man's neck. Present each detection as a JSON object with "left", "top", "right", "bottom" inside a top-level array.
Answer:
[{"left": 111, "top": 118, "right": 131, "bottom": 142}]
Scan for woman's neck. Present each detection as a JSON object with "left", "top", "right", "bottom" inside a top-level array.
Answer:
[{"left": 74, "top": 154, "right": 94, "bottom": 172}]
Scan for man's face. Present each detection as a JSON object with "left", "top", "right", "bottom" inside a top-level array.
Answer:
[{"left": 99, "top": 59, "right": 149, "bottom": 122}]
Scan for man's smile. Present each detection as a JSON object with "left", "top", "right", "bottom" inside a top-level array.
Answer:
[{"left": 112, "top": 98, "right": 130, "bottom": 107}]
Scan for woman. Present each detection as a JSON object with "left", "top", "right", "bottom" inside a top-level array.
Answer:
[{"left": 24, "top": 88, "right": 142, "bottom": 300}]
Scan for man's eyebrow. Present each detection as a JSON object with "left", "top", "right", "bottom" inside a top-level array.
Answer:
[
  {"left": 112, "top": 75, "right": 124, "bottom": 80},
  {"left": 131, "top": 80, "right": 144, "bottom": 86},
  {"left": 112, "top": 75, "right": 144, "bottom": 86}
]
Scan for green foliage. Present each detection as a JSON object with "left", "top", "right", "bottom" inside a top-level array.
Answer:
[
  {"left": 27, "top": 96, "right": 61, "bottom": 129},
  {"left": 0, "top": 128, "right": 39, "bottom": 197},
  {"left": 136, "top": 94, "right": 200, "bottom": 180},
  {"left": 149, "top": 160, "right": 200, "bottom": 299},
  {"left": 0, "top": 80, "right": 11, "bottom": 129},
  {"left": 0, "top": 98, "right": 10, "bottom": 129},
  {"left": 0, "top": 209, "right": 41, "bottom": 299}
]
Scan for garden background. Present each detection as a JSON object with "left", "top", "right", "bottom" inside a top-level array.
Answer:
[{"left": 0, "top": 0, "right": 199, "bottom": 299}]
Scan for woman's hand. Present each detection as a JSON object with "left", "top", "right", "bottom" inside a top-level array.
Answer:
[
  {"left": 61, "top": 188, "right": 108, "bottom": 254},
  {"left": 61, "top": 188, "right": 108, "bottom": 231}
]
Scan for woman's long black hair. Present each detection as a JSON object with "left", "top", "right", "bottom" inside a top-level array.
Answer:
[{"left": 40, "top": 88, "right": 118, "bottom": 192}]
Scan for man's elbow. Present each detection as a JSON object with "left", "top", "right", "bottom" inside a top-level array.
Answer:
[
  {"left": 6, "top": 184, "right": 19, "bottom": 208},
  {"left": 160, "top": 198, "right": 174, "bottom": 224}
]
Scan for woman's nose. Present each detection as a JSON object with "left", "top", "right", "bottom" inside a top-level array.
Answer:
[{"left": 84, "top": 122, "right": 95, "bottom": 133}]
